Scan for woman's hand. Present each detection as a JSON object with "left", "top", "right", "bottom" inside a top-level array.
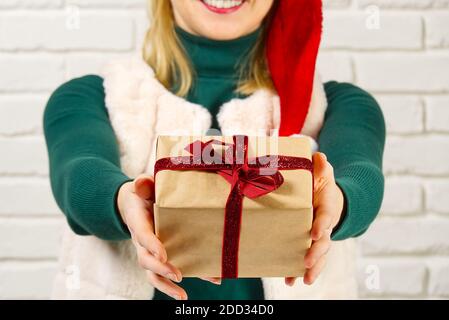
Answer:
[
  {"left": 285, "top": 152, "right": 345, "bottom": 287},
  {"left": 117, "top": 175, "right": 187, "bottom": 300}
]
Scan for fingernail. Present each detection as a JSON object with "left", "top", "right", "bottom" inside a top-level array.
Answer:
[{"left": 167, "top": 273, "right": 179, "bottom": 283}]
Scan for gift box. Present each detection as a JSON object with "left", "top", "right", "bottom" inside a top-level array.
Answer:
[{"left": 153, "top": 135, "right": 313, "bottom": 278}]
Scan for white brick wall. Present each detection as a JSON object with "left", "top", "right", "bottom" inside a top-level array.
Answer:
[{"left": 0, "top": 0, "right": 448, "bottom": 299}]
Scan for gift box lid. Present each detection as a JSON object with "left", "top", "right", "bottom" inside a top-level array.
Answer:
[{"left": 154, "top": 136, "right": 313, "bottom": 210}]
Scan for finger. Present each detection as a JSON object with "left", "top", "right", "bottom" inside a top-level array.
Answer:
[
  {"left": 311, "top": 209, "right": 333, "bottom": 241},
  {"left": 130, "top": 227, "right": 167, "bottom": 263},
  {"left": 134, "top": 175, "right": 155, "bottom": 201},
  {"left": 304, "top": 233, "right": 331, "bottom": 269},
  {"left": 285, "top": 277, "right": 297, "bottom": 287},
  {"left": 304, "top": 253, "right": 327, "bottom": 285},
  {"left": 127, "top": 202, "right": 167, "bottom": 263},
  {"left": 136, "top": 245, "right": 182, "bottom": 283},
  {"left": 147, "top": 271, "right": 187, "bottom": 300},
  {"left": 200, "top": 277, "right": 222, "bottom": 285}
]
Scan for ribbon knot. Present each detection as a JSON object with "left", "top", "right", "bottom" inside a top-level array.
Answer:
[{"left": 155, "top": 135, "right": 313, "bottom": 278}]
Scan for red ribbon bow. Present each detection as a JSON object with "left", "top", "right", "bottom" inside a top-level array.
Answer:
[{"left": 155, "top": 136, "right": 313, "bottom": 278}]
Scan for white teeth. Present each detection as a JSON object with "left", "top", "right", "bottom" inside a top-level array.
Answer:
[{"left": 203, "top": 0, "right": 243, "bottom": 9}]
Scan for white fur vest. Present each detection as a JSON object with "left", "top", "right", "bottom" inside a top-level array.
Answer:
[{"left": 51, "top": 57, "right": 358, "bottom": 300}]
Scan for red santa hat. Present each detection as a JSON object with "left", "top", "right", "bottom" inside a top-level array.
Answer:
[{"left": 267, "top": 0, "right": 323, "bottom": 136}]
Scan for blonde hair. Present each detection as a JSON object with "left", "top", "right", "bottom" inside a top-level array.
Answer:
[{"left": 143, "top": 0, "right": 275, "bottom": 97}]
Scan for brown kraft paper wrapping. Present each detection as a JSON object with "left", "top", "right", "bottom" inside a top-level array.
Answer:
[{"left": 153, "top": 135, "right": 313, "bottom": 278}]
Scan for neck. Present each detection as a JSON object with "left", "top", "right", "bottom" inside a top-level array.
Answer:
[{"left": 175, "top": 26, "right": 261, "bottom": 79}]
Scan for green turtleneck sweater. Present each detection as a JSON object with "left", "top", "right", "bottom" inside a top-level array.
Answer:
[{"left": 43, "top": 28, "right": 385, "bottom": 300}]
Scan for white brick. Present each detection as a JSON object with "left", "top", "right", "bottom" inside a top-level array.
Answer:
[
  {"left": 425, "top": 96, "right": 449, "bottom": 132},
  {"left": 424, "top": 180, "right": 449, "bottom": 214},
  {"left": 358, "top": 258, "right": 426, "bottom": 297},
  {"left": 323, "top": 0, "right": 351, "bottom": 9},
  {"left": 0, "top": 0, "right": 63, "bottom": 9},
  {"left": 322, "top": 12, "right": 422, "bottom": 49},
  {"left": 0, "top": 136, "right": 48, "bottom": 175},
  {"left": 359, "top": 217, "right": 449, "bottom": 255},
  {"left": 317, "top": 52, "right": 354, "bottom": 83},
  {"left": 384, "top": 135, "right": 449, "bottom": 175},
  {"left": 358, "top": 0, "right": 449, "bottom": 9},
  {"left": 428, "top": 259, "right": 449, "bottom": 297},
  {"left": 0, "top": 13, "right": 134, "bottom": 51},
  {"left": 66, "top": 53, "right": 124, "bottom": 79},
  {"left": 135, "top": 10, "right": 149, "bottom": 52},
  {"left": 355, "top": 54, "right": 449, "bottom": 93},
  {"left": 0, "top": 218, "right": 62, "bottom": 258},
  {"left": 67, "top": 0, "right": 145, "bottom": 8},
  {"left": 0, "top": 262, "right": 57, "bottom": 299},
  {"left": 0, "top": 54, "right": 64, "bottom": 92},
  {"left": 381, "top": 177, "right": 423, "bottom": 215},
  {"left": 0, "top": 178, "right": 59, "bottom": 216},
  {"left": 425, "top": 13, "right": 449, "bottom": 48},
  {"left": 376, "top": 95, "right": 423, "bottom": 133},
  {"left": 0, "top": 95, "right": 47, "bottom": 135}
]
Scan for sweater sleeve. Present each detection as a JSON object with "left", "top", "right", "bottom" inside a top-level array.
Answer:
[
  {"left": 43, "top": 75, "right": 132, "bottom": 241},
  {"left": 320, "top": 81, "right": 386, "bottom": 241}
]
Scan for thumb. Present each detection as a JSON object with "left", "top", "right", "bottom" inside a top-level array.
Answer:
[
  {"left": 134, "top": 175, "right": 155, "bottom": 201},
  {"left": 312, "top": 152, "right": 329, "bottom": 179},
  {"left": 313, "top": 152, "right": 334, "bottom": 193}
]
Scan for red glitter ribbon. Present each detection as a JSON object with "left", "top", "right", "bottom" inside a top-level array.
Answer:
[{"left": 154, "top": 135, "right": 313, "bottom": 278}]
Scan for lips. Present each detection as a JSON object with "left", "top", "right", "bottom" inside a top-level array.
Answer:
[{"left": 201, "top": 0, "right": 245, "bottom": 14}]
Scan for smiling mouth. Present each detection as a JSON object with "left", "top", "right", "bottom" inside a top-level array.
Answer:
[{"left": 200, "top": 0, "right": 245, "bottom": 14}]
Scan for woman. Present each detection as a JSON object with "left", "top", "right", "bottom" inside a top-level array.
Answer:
[{"left": 44, "top": 0, "right": 385, "bottom": 300}]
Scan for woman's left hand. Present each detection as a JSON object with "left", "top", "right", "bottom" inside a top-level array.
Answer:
[{"left": 285, "top": 152, "right": 345, "bottom": 287}]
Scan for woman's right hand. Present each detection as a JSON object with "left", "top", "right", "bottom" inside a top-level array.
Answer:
[{"left": 117, "top": 175, "right": 187, "bottom": 300}]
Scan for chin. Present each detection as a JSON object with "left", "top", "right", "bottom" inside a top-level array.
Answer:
[
  {"left": 190, "top": 0, "right": 261, "bottom": 40},
  {"left": 173, "top": 0, "right": 270, "bottom": 40}
]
